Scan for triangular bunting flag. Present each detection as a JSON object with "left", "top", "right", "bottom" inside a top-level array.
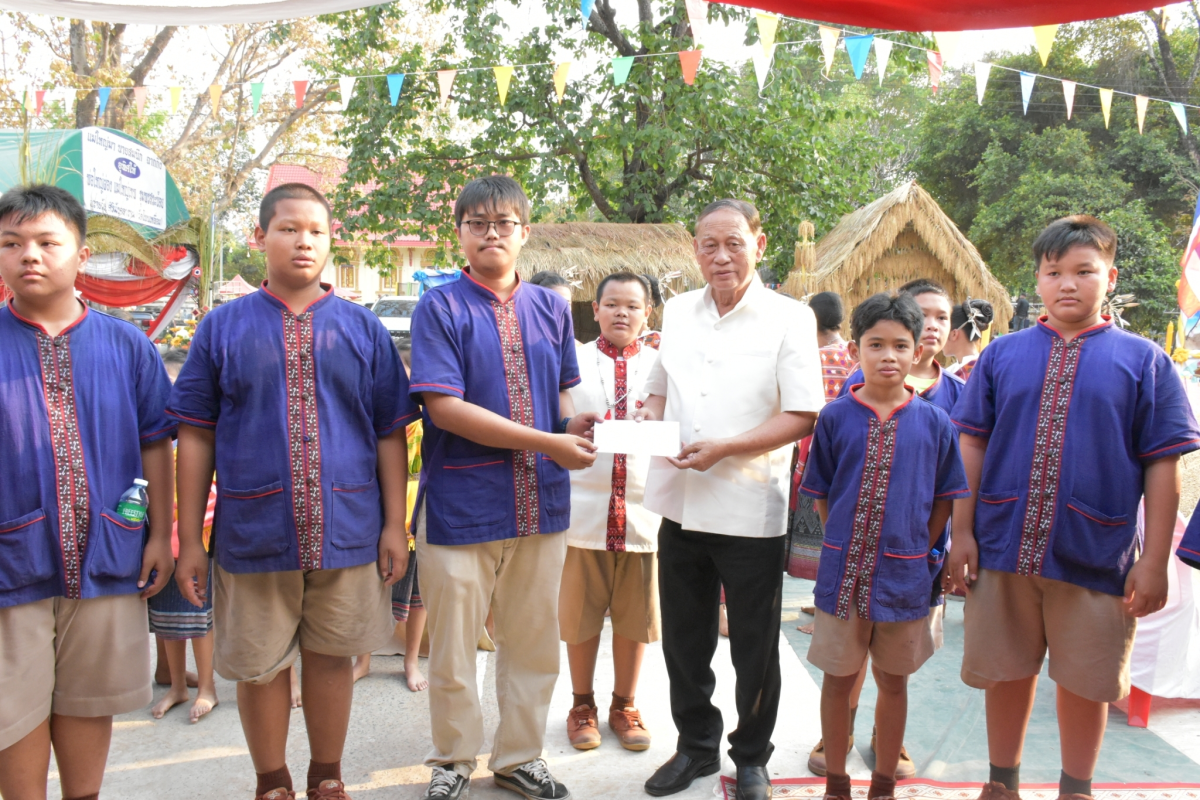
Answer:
[
  {"left": 170, "top": 86, "right": 182, "bottom": 114},
  {"left": 494, "top": 66, "right": 514, "bottom": 106},
  {"left": 756, "top": 12, "right": 779, "bottom": 57},
  {"left": 339, "top": 76, "right": 357, "bottom": 111},
  {"left": 1033, "top": 24, "right": 1059, "bottom": 66},
  {"left": 975, "top": 62, "right": 991, "bottom": 104},
  {"left": 1099, "top": 87, "right": 1113, "bottom": 128},
  {"left": 1062, "top": 80, "right": 1076, "bottom": 120},
  {"left": 684, "top": 0, "right": 708, "bottom": 44},
  {"left": 387, "top": 74, "right": 404, "bottom": 106},
  {"left": 22, "top": 88, "right": 32, "bottom": 112},
  {"left": 581, "top": 0, "right": 595, "bottom": 29},
  {"left": 35, "top": 89, "right": 45, "bottom": 116},
  {"left": 437, "top": 70, "right": 456, "bottom": 106},
  {"left": 874, "top": 38, "right": 893, "bottom": 86},
  {"left": 293, "top": 80, "right": 308, "bottom": 109},
  {"left": 251, "top": 82, "right": 263, "bottom": 115},
  {"left": 209, "top": 85, "right": 222, "bottom": 115},
  {"left": 1019, "top": 72, "right": 1035, "bottom": 114},
  {"left": 819, "top": 26, "right": 839, "bottom": 75},
  {"left": 1171, "top": 101, "right": 1188, "bottom": 133},
  {"left": 97, "top": 86, "right": 111, "bottom": 117},
  {"left": 752, "top": 44, "right": 775, "bottom": 93},
  {"left": 554, "top": 62, "right": 571, "bottom": 103},
  {"left": 933, "top": 31, "right": 961, "bottom": 65},
  {"left": 679, "top": 49, "right": 702, "bottom": 86},
  {"left": 844, "top": 35, "right": 873, "bottom": 80},
  {"left": 133, "top": 86, "right": 147, "bottom": 117},
  {"left": 612, "top": 56, "right": 634, "bottom": 86},
  {"left": 1135, "top": 94, "right": 1148, "bottom": 134},
  {"left": 927, "top": 51, "right": 943, "bottom": 93}
]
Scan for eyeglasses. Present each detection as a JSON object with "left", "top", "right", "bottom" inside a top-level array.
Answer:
[{"left": 461, "top": 219, "right": 521, "bottom": 237}]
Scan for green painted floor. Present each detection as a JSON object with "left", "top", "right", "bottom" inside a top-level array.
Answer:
[{"left": 780, "top": 576, "right": 1200, "bottom": 784}]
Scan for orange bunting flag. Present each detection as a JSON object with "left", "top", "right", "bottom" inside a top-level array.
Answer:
[
  {"left": 293, "top": 80, "right": 308, "bottom": 109},
  {"left": 926, "top": 51, "right": 943, "bottom": 93},
  {"left": 679, "top": 49, "right": 702, "bottom": 85},
  {"left": 208, "top": 84, "right": 222, "bottom": 115},
  {"left": 133, "top": 86, "right": 147, "bottom": 117},
  {"left": 35, "top": 89, "right": 45, "bottom": 115},
  {"left": 494, "top": 66, "right": 514, "bottom": 106},
  {"left": 1135, "top": 94, "right": 1148, "bottom": 134},
  {"left": 1061, "top": 80, "right": 1075, "bottom": 119},
  {"left": 553, "top": 62, "right": 571, "bottom": 103},
  {"left": 170, "top": 86, "right": 182, "bottom": 114},
  {"left": 437, "top": 70, "right": 456, "bottom": 107},
  {"left": 1099, "top": 88, "right": 1113, "bottom": 128}
]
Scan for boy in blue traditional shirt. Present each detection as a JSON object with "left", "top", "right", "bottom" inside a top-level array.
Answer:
[
  {"left": 949, "top": 216, "right": 1200, "bottom": 800},
  {"left": 0, "top": 185, "right": 176, "bottom": 800},
  {"left": 409, "top": 175, "right": 599, "bottom": 800},
  {"left": 171, "top": 183, "right": 418, "bottom": 800},
  {"left": 801, "top": 292, "right": 969, "bottom": 800}
]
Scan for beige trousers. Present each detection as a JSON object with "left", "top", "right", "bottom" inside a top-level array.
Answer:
[{"left": 415, "top": 507, "right": 567, "bottom": 777}]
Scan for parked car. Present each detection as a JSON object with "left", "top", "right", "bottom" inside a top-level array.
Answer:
[{"left": 372, "top": 296, "right": 419, "bottom": 341}]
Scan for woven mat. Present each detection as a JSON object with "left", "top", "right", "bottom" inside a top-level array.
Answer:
[{"left": 718, "top": 777, "right": 1200, "bottom": 800}]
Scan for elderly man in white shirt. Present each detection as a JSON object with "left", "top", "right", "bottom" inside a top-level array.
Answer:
[{"left": 637, "top": 200, "right": 824, "bottom": 800}]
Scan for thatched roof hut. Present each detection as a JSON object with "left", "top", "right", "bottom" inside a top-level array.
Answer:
[{"left": 783, "top": 181, "right": 1013, "bottom": 333}]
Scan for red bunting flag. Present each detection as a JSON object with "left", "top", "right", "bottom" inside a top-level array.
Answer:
[
  {"left": 926, "top": 50, "right": 943, "bottom": 93},
  {"left": 35, "top": 90, "right": 45, "bottom": 115},
  {"left": 293, "top": 80, "right": 308, "bottom": 109},
  {"left": 679, "top": 50, "right": 702, "bottom": 85},
  {"left": 133, "top": 86, "right": 147, "bottom": 117}
]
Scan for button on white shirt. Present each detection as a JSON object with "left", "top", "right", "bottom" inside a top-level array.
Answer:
[{"left": 642, "top": 275, "right": 823, "bottom": 538}]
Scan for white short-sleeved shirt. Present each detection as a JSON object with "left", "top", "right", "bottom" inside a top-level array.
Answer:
[
  {"left": 642, "top": 276, "right": 823, "bottom": 538},
  {"left": 565, "top": 339, "right": 662, "bottom": 552}
]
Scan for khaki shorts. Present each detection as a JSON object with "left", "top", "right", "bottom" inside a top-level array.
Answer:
[
  {"left": 0, "top": 594, "right": 152, "bottom": 751},
  {"left": 807, "top": 606, "right": 935, "bottom": 677},
  {"left": 214, "top": 561, "right": 392, "bottom": 684},
  {"left": 559, "top": 546, "right": 660, "bottom": 645},
  {"left": 961, "top": 569, "right": 1136, "bottom": 703}
]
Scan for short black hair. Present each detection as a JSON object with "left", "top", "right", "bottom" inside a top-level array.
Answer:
[
  {"left": 259, "top": 182, "right": 333, "bottom": 232},
  {"left": 595, "top": 271, "right": 651, "bottom": 304},
  {"left": 851, "top": 292, "right": 923, "bottom": 345},
  {"left": 529, "top": 271, "right": 569, "bottom": 289},
  {"left": 898, "top": 278, "right": 949, "bottom": 300},
  {"left": 0, "top": 184, "right": 87, "bottom": 245},
  {"left": 454, "top": 174, "right": 531, "bottom": 226},
  {"left": 161, "top": 347, "right": 189, "bottom": 367},
  {"left": 951, "top": 299, "right": 995, "bottom": 342},
  {"left": 808, "top": 291, "right": 844, "bottom": 331},
  {"left": 1032, "top": 215, "right": 1117, "bottom": 269},
  {"left": 695, "top": 199, "right": 762, "bottom": 235},
  {"left": 640, "top": 273, "right": 664, "bottom": 308}
]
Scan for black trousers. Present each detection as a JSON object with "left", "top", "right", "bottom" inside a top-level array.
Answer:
[{"left": 657, "top": 518, "right": 785, "bottom": 768}]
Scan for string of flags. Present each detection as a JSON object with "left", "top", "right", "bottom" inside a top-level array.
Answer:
[{"left": 14, "top": 8, "right": 1198, "bottom": 137}]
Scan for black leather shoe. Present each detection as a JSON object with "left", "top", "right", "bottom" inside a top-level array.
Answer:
[
  {"left": 735, "top": 766, "right": 772, "bottom": 800},
  {"left": 644, "top": 751, "right": 721, "bottom": 797}
]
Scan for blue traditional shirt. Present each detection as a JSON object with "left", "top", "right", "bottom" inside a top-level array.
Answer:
[
  {"left": 168, "top": 284, "right": 418, "bottom": 574},
  {"left": 1178, "top": 498, "right": 1200, "bottom": 570},
  {"left": 409, "top": 268, "right": 581, "bottom": 546},
  {"left": 800, "top": 388, "right": 970, "bottom": 623},
  {"left": 0, "top": 304, "right": 175, "bottom": 609},
  {"left": 952, "top": 318, "right": 1200, "bottom": 596}
]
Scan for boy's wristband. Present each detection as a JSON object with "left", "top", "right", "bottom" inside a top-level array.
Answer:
[{"left": 558, "top": 416, "right": 573, "bottom": 434}]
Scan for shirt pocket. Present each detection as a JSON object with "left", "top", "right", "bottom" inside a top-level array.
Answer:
[
  {"left": 1052, "top": 497, "right": 1134, "bottom": 572},
  {"left": 330, "top": 480, "right": 382, "bottom": 550},
  {"left": 88, "top": 508, "right": 146, "bottom": 580},
  {"left": 220, "top": 481, "right": 290, "bottom": 559},
  {"left": 540, "top": 455, "right": 569, "bottom": 517},
  {"left": 975, "top": 490, "right": 1021, "bottom": 553},
  {"left": 0, "top": 509, "right": 56, "bottom": 591},
  {"left": 876, "top": 546, "right": 931, "bottom": 609},
  {"left": 441, "top": 456, "right": 509, "bottom": 528},
  {"left": 814, "top": 540, "right": 846, "bottom": 599}
]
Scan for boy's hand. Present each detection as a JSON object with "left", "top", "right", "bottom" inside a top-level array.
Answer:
[
  {"left": 1123, "top": 558, "right": 1169, "bottom": 617},
  {"left": 175, "top": 542, "right": 210, "bottom": 608},
  {"left": 668, "top": 439, "right": 727, "bottom": 472},
  {"left": 378, "top": 523, "right": 410, "bottom": 587},
  {"left": 567, "top": 412, "right": 604, "bottom": 441},
  {"left": 549, "top": 434, "right": 598, "bottom": 470},
  {"left": 138, "top": 536, "right": 175, "bottom": 599},
  {"left": 947, "top": 533, "right": 979, "bottom": 595},
  {"left": 632, "top": 407, "right": 658, "bottom": 422}
]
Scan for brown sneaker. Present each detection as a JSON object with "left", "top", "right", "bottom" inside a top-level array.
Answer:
[
  {"left": 608, "top": 706, "right": 651, "bottom": 751},
  {"left": 258, "top": 790, "right": 296, "bottom": 800},
  {"left": 977, "top": 782, "right": 1022, "bottom": 800},
  {"left": 307, "top": 779, "right": 350, "bottom": 799},
  {"left": 869, "top": 728, "right": 915, "bottom": 779},
  {"left": 806, "top": 735, "right": 854, "bottom": 777},
  {"left": 568, "top": 703, "right": 601, "bottom": 750}
]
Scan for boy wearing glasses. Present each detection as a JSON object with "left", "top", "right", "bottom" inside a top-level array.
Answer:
[{"left": 409, "top": 175, "right": 600, "bottom": 800}]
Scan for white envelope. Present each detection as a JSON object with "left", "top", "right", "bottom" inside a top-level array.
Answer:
[{"left": 593, "top": 420, "right": 681, "bottom": 457}]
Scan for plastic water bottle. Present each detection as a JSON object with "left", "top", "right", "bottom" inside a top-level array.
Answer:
[{"left": 116, "top": 478, "right": 149, "bottom": 523}]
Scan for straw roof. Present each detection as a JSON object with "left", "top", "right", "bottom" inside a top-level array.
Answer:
[
  {"left": 783, "top": 181, "right": 1013, "bottom": 332},
  {"left": 517, "top": 222, "right": 700, "bottom": 297}
]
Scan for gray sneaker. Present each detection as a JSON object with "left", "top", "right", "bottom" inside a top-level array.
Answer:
[
  {"left": 494, "top": 759, "right": 571, "bottom": 800},
  {"left": 423, "top": 766, "right": 469, "bottom": 800}
]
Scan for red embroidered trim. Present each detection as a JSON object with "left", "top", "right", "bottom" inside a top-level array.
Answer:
[
  {"left": 283, "top": 310, "right": 324, "bottom": 569},
  {"left": 1018, "top": 336, "right": 1081, "bottom": 575},
  {"left": 36, "top": 331, "right": 89, "bottom": 599},
  {"left": 492, "top": 299, "right": 540, "bottom": 537},
  {"left": 596, "top": 337, "right": 640, "bottom": 552},
  {"left": 834, "top": 416, "right": 898, "bottom": 621}
]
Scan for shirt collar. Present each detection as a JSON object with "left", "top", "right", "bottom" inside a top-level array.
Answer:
[
  {"left": 847, "top": 384, "right": 918, "bottom": 422},
  {"left": 917, "top": 360, "right": 946, "bottom": 398},
  {"left": 460, "top": 266, "right": 522, "bottom": 303},
  {"left": 702, "top": 272, "right": 765, "bottom": 319},
  {"left": 259, "top": 281, "right": 335, "bottom": 315},
  {"left": 5, "top": 299, "right": 89, "bottom": 336},
  {"left": 1036, "top": 315, "right": 1113, "bottom": 340},
  {"left": 596, "top": 334, "right": 642, "bottom": 360}
]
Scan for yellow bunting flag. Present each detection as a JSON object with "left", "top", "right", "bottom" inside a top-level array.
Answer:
[
  {"left": 494, "top": 65, "right": 514, "bottom": 106},
  {"left": 1033, "top": 24, "right": 1058, "bottom": 66},
  {"left": 1135, "top": 94, "right": 1148, "bottom": 134},
  {"left": 818, "top": 26, "right": 839, "bottom": 75},
  {"left": 208, "top": 84, "right": 222, "bottom": 115},
  {"left": 170, "top": 86, "right": 182, "bottom": 114},
  {"left": 756, "top": 12, "right": 779, "bottom": 57},
  {"left": 437, "top": 70, "right": 456, "bottom": 107},
  {"left": 1099, "top": 87, "right": 1113, "bottom": 128},
  {"left": 1061, "top": 80, "right": 1075, "bottom": 119},
  {"left": 133, "top": 86, "right": 147, "bottom": 117},
  {"left": 553, "top": 62, "right": 571, "bottom": 103},
  {"left": 933, "top": 31, "right": 961, "bottom": 65}
]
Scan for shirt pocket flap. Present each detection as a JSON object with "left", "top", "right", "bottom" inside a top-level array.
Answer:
[
  {"left": 876, "top": 546, "right": 932, "bottom": 609},
  {"left": 1052, "top": 496, "right": 1136, "bottom": 574}
]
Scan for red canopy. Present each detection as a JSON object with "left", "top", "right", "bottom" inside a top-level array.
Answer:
[{"left": 714, "top": 0, "right": 1161, "bottom": 32}]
